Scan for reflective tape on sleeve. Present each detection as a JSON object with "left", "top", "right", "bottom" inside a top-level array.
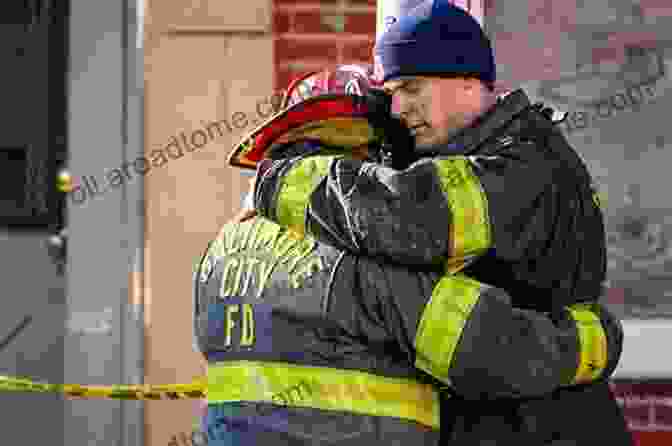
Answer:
[
  {"left": 567, "top": 303, "right": 608, "bottom": 384},
  {"left": 414, "top": 274, "right": 483, "bottom": 385},
  {"left": 432, "top": 158, "right": 491, "bottom": 272},
  {"left": 275, "top": 156, "right": 336, "bottom": 235}
]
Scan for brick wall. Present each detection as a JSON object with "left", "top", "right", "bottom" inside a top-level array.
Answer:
[
  {"left": 273, "top": 0, "right": 377, "bottom": 90},
  {"left": 271, "top": 0, "right": 671, "bottom": 91},
  {"left": 612, "top": 382, "right": 672, "bottom": 446},
  {"left": 272, "top": 0, "right": 485, "bottom": 89}
]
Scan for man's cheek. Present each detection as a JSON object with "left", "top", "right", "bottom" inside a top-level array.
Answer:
[{"left": 427, "top": 95, "right": 449, "bottom": 129}]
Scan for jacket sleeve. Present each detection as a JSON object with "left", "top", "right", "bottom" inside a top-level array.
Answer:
[
  {"left": 415, "top": 275, "right": 623, "bottom": 400},
  {"left": 253, "top": 143, "right": 558, "bottom": 268},
  {"left": 342, "top": 257, "right": 623, "bottom": 400}
]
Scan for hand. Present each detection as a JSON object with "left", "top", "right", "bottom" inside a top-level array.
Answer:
[{"left": 365, "top": 89, "right": 416, "bottom": 169}]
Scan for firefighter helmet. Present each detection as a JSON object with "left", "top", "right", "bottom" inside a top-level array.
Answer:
[{"left": 228, "top": 64, "right": 384, "bottom": 170}]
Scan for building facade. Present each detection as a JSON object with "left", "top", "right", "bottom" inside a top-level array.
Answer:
[{"left": 2, "top": 1, "right": 670, "bottom": 445}]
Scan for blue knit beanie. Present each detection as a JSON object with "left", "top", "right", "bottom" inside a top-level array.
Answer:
[{"left": 373, "top": 0, "right": 495, "bottom": 84}]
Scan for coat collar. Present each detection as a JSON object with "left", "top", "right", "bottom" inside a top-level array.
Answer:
[{"left": 417, "top": 88, "right": 533, "bottom": 157}]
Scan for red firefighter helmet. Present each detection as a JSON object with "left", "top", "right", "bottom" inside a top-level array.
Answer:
[{"left": 228, "top": 63, "right": 383, "bottom": 170}]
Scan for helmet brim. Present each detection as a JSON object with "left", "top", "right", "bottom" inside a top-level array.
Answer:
[{"left": 227, "top": 94, "right": 377, "bottom": 170}]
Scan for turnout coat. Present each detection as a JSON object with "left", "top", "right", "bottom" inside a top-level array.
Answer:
[{"left": 250, "top": 89, "right": 633, "bottom": 445}]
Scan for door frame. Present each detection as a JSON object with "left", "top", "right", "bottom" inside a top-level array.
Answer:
[{"left": 65, "top": 0, "right": 145, "bottom": 445}]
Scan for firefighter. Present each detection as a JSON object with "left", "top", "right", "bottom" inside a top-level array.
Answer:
[
  {"left": 245, "top": 3, "right": 634, "bottom": 445},
  {"left": 195, "top": 64, "right": 624, "bottom": 445}
]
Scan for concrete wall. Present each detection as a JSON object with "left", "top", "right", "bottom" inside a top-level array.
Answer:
[
  {"left": 0, "top": 230, "right": 65, "bottom": 446},
  {"left": 1, "top": 1, "right": 142, "bottom": 446},
  {"left": 142, "top": 0, "right": 273, "bottom": 444},
  {"left": 65, "top": 0, "right": 144, "bottom": 445}
]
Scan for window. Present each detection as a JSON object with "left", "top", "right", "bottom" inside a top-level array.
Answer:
[{"left": 0, "top": 0, "right": 69, "bottom": 228}]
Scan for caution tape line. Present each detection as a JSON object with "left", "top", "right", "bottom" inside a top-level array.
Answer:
[{"left": 0, "top": 375, "right": 206, "bottom": 400}]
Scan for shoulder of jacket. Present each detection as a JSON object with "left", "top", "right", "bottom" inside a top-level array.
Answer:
[{"left": 476, "top": 133, "right": 534, "bottom": 158}]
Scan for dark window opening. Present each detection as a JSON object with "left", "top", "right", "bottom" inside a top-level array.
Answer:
[
  {"left": 0, "top": 148, "right": 28, "bottom": 214},
  {"left": 0, "top": 0, "right": 70, "bottom": 229}
]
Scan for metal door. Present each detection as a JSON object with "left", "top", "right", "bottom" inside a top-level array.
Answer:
[{"left": 0, "top": 2, "right": 69, "bottom": 446}]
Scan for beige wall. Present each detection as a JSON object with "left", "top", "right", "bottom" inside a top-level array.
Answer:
[{"left": 143, "top": 0, "right": 273, "bottom": 445}]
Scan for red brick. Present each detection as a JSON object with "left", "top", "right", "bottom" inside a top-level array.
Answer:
[
  {"left": 275, "top": 0, "right": 337, "bottom": 4},
  {"left": 274, "top": 11, "right": 291, "bottom": 33},
  {"left": 633, "top": 432, "right": 672, "bottom": 446},
  {"left": 611, "top": 382, "right": 637, "bottom": 397},
  {"left": 274, "top": 71, "right": 289, "bottom": 91},
  {"left": 640, "top": 0, "right": 672, "bottom": 11},
  {"left": 345, "top": 12, "right": 376, "bottom": 34},
  {"left": 294, "top": 11, "right": 343, "bottom": 34},
  {"left": 275, "top": 68, "right": 313, "bottom": 91},
  {"left": 492, "top": 31, "right": 516, "bottom": 44},
  {"left": 621, "top": 399, "right": 652, "bottom": 426},
  {"left": 605, "top": 287, "right": 626, "bottom": 305},
  {"left": 655, "top": 398, "right": 672, "bottom": 427},
  {"left": 591, "top": 46, "right": 626, "bottom": 65},
  {"left": 347, "top": 0, "right": 376, "bottom": 5},
  {"left": 528, "top": 3, "right": 554, "bottom": 27},
  {"left": 611, "top": 382, "right": 672, "bottom": 429},
  {"left": 275, "top": 38, "right": 339, "bottom": 64},
  {"left": 342, "top": 40, "right": 375, "bottom": 62},
  {"left": 483, "top": 0, "right": 494, "bottom": 16}
]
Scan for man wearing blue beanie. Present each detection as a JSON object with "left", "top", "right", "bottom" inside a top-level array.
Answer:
[
  {"left": 373, "top": 0, "right": 496, "bottom": 152},
  {"left": 249, "top": 1, "right": 634, "bottom": 445}
]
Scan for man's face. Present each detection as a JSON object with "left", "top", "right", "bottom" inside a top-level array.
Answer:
[{"left": 383, "top": 76, "right": 483, "bottom": 150}]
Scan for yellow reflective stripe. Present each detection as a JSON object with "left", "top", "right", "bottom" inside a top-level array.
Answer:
[
  {"left": 272, "top": 118, "right": 377, "bottom": 150},
  {"left": 207, "top": 360, "right": 440, "bottom": 429},
  {"left": 433, "top": 158, "right": 491, "bottom": 273},
  {"left": 567, "top": 303, "right": 608, "bottom": 384},
  {"left": 414, "top": 274, "right": 483, "bottom": 385},
  {"left": 593, "top": 191, "right": 606, "bottom": 209},
  {"left": 275, "top": 156, "right": 337, "bottom": 235}
]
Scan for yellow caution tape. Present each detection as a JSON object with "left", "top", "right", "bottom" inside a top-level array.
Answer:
[
  {"left": 0, "top": 375, "right": 206, "bottom": 400},
  {"left": 1, "top": 373, "right": 455, "bottom": 404}
]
